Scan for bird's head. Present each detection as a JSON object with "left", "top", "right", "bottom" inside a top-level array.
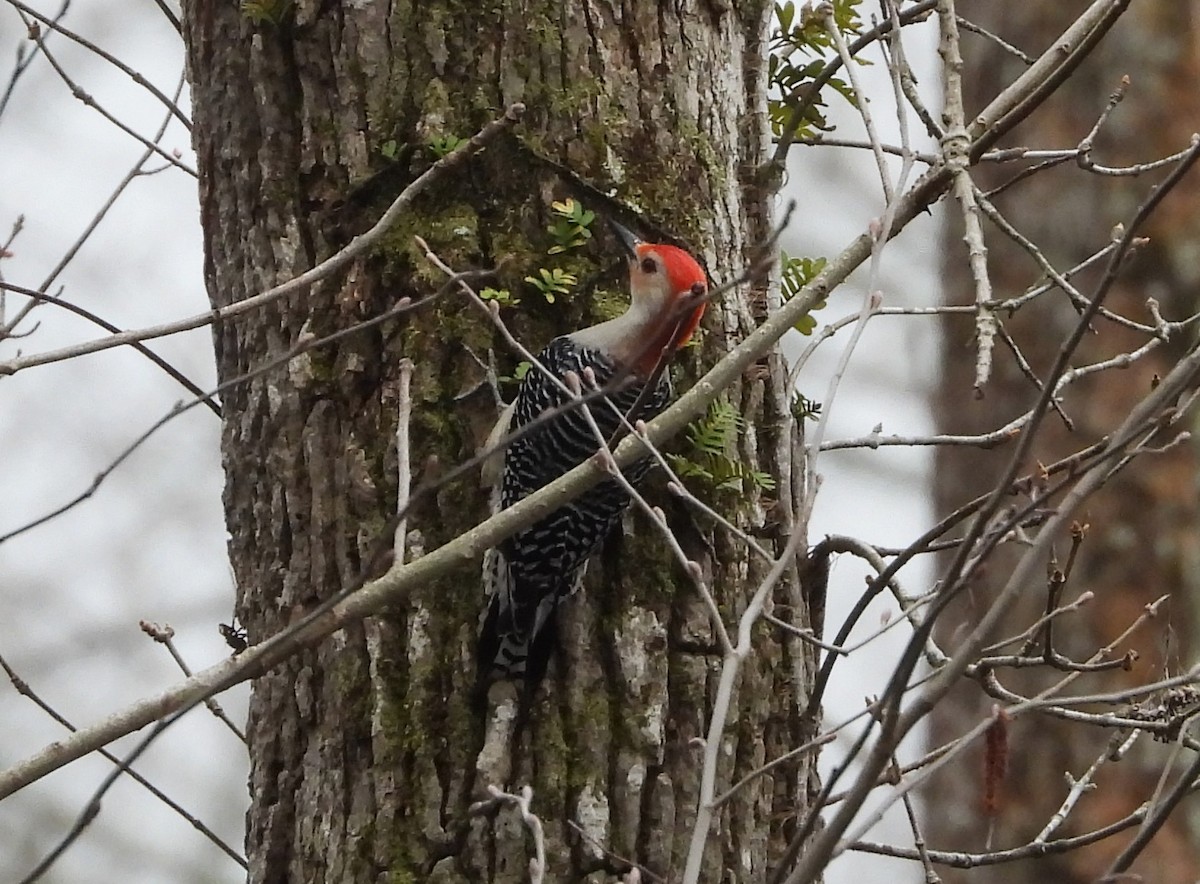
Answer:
[{"left": 611, "top": 221, "right": 708, "bottom": 353}]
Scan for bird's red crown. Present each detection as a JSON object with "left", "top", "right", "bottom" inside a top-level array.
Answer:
[{"left": 636, "top": 242, "right": 707, "bottom": 349}]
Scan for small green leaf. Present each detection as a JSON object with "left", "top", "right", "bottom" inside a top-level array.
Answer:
[
  {"left": 427, "top": 134, "right": 466, "bottom": 158},
  {"left": 500, "top": 361, "right": 533, "bottom": 385},
  {"left": 751, "top": 470, "right": 777, "bottom": 491},
  {"left": 241, "top": 0, "right": 293, "bottom": 24},
  {"left": 546, "top": 199, "right": 596, "bottom": 255},
  {"left": 767, "top": 0, "right": 863, "bottom": 141},
  {"left": 524, "top": 267, "right": 578, "bottom": 303},
  {"left": 776, "top": 2, "right": 794, "bottom": 35},
  {"left": 480, "top": 287, "right": 519, "bottom": 307},
  {"left": 791, "top": 392, "right": 822, "bottom": 422},
  {"left": 781, "top": 252, "right": 828, "bottom": 334}
]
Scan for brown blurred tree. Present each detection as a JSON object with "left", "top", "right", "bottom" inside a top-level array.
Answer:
[{"left": 930, "top": 4, "right": 1200, "bottom": 882}]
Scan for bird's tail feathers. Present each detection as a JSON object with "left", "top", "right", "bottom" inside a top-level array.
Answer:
[{"left": 475, "top": 548, "right": 581, "bottom": 696}]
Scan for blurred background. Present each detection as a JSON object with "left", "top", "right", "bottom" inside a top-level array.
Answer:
[
  {"left": 0, "top": 4, "right": 939, "bottom": 880},
  {"left": 1, "top": 5, "right": 243, "bottom": 880}
]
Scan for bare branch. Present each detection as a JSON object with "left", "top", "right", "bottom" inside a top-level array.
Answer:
[
  {"left": 139, "top": 620, "right": 246, "bottom": 742},
  {"left": 781, "top": 125, "right": 1200, "bottom": 882},
  {"left": 469, "top": 785, "right": 546, "bottom": 884},
  {"left": 393, "top": 359, "right": 415, "bottom": 564},
  {"left": 6, "top": 0, "right": 190, "bottom": 128},
  {"left": 1036, "top": 731, "right": 1139, "bottom": 842},
  {"left": 0, "top": 651, "right": 246, "bottom": 869},
  {"left": 939, "top": 0, "right": 995, "bottom": 391},
  {"left": 0, "top": 103, "right": 527, "bottom": 376}
]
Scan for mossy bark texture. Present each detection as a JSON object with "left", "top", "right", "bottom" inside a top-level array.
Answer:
[{"left": 183, "top": 0, "right": 818, "bottom": 880}]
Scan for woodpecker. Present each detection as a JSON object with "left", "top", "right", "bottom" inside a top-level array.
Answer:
[{"left": 477, "top": 222, "right": 708, "bottom": 692}]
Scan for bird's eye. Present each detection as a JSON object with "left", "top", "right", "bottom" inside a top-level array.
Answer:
[{"left": 640, "top": 257, "right": 657, "bottom": 274}]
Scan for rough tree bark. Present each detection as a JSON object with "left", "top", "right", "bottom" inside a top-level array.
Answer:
[
  {"left": 182, "top": 0, "right": 818, "bottom": 880},
  {"left": 930, "top": 4, "right": 1200, "bottom": 882}
]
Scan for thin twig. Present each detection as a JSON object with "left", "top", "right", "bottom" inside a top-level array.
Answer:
[
  {"left": 574, "top": 380, "right": 733, "bottom": 656},
  {"left": 0, "top": 295, "right": 418, "bottom": 544},
  {"left": 1104, "top": 729, "right": 1200, "bottom": 877},
  {"left": 939, "top": 0, "right": 995, "bottom": 391},
  {"left": 0, "top": 103, "right": 527, "bottom": 376},
  {"left": 823, "top": 4, "right": 894, "bottom": 204},
  {"left": 682, "top": 524, "right": 810, "bottom": 884},
  {"left": 10, "top": 3, "right": 194, "bottom": 174},
  {"left": 0, "top": 0, "right": 67, "bottom": 122},
  {"left": 567, "top": 820, "right": 666, "bottom": 883},
  {"left": 0, "top": 282, "right": 220, "bottom": 414},
  {"left": 6, "top": 0, "right": 190, "bottom": 128},
  {"left": 0, "top": 651, "right": 246, "bottom": 869},
  {"left": 898, "top": 751, "right": 940, "bottom": 883},
  {"left": 781, "top": 119, "right": 1200, "bottom": 883},
  {"left": 17, "top": 717, "right": 190, "bottom": 883},
  {"left": 148, "top": 0, "right": 180, "bottom": 32},
  {"left": 394, "top": 359, "right": 415, "bottom": 564},
  {"left": 139, "top": 620, "right": 246, "bottom": 742},
  {"left": 1035, "top": 731, "right": 1139, "bottom": 843},
  {"left": 469, "top": 785, "right": 546, "bottom": 884},
  {"left": 956, "top": 14, "right": 1034, "bottom": 65}
]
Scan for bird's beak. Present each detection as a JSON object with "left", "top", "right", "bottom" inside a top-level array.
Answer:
[{"left": 608, "top": 220, "right": 641, "bottom": 259}]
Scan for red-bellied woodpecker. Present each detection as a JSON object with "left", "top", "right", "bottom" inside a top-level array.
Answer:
[{"left": 477, "top": 222, "right": 708, "bottom": 692}]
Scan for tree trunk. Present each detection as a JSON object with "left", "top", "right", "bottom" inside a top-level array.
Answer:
[
  {"left": 182, "top": 1, "right": 818, "bottom": 880},
  {"left": 930, "top": 4, "right": 1200, "bottom": 881}
]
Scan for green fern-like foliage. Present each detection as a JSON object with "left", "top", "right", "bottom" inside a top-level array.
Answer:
[
  {"left": 241, "top": 0, "right": 293, "bottom": 25},
  {"left": 547, "top": 199, "right": 596, "bottom": 254},
  {"left": 791, "top": 391, "right": 822, "bottom": 423},
  {"left": 769, "top": 0, "right": 863, "bottom": 140},
  {"left": 427, "top": 134, "right": 467, "bottom": 159},
  {"left": 668, "top": 399, "right": 776, "bottom": 493},
  {"left": 781, "top": 251, "right": 828, "bottom": 335},
  {"left": 688, "top": 397, "right": 742, "bottom": 456},
  {"left": 524, "top": 267, "right": 577, "bottom": 303}
]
